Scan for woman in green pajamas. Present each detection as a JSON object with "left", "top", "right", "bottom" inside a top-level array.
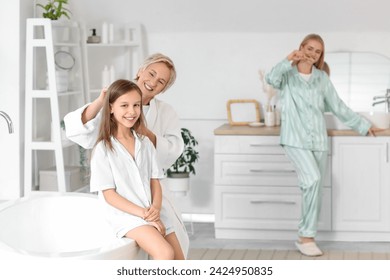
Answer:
[{"left": 266, "top": 34, "right": 381, "bottom": 256}]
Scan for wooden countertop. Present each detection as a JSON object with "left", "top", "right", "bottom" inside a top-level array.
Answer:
[{"left": 214, "top": 123, "right": 390, "bottom": 136}]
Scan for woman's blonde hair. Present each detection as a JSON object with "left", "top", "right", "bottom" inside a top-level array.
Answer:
[
  {"left": 135, "top": 53, "right": 177, "bottom": 92},
  {"left": 96, "top": 79, "right": 146, "bottom": 151},
  {"left": 297, "top": 33, "right": 325, "bottom": 70}
]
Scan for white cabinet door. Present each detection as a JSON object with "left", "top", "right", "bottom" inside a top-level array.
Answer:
[
  {"left": 332, "top": 137, "right": 390, "bottom": 231},
  {"left": 215, "top": 186, "right": 331, "bottom": 231}
]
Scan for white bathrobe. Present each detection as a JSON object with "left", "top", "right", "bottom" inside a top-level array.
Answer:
[
  {"left": 90, "top": 135, "right": 173, "bottom": 238},
  {"left": 64, "top": 98, "right": 189, "bottom": 257}
]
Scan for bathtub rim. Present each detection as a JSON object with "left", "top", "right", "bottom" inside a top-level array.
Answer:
[{"left": 0, "top": 191, "right": 140, "bottom": 259}]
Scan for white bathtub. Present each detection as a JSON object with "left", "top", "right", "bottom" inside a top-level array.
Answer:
[{"left": 0, "top": 192, "right": 147, "bottom": 260}]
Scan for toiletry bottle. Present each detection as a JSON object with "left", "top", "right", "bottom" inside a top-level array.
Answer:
[
  {"left": 87, "top": 29, "right": 101, "bottom": 44},
  {"left": 102, "top": 65, "right": 110, "bottom": 88},
  {"left": 101, "top": 22, "right": 108, "bottom": 44},
  {"left": 265, "top": 105, "right": 275, "bottom": 127},
  {"left": 109, "top": 23, "right": 114, "bottom": 43},
  {"left": 275, "top": 105, "right": 281, "bottom": 126},
  {"left": 109, "top": 65, "right": 115, "bottom": 84}
]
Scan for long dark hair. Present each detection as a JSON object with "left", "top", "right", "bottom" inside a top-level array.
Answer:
[{"left": 96, "top": 79, "right": 146, "bottom": 151}]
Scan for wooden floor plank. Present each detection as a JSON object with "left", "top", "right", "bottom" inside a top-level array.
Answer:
[
  {"left": 230, "top": 249, "right": 247, "bottom": 260},
  {"left": 343, "top": 251, "right": 359, "bottom": 260},
  {"left": 371, "top": 252, "right": 387, "bottom": 260},
  {"left": 327, "top": 250, "right": 344, "bottom": 260},
  {"left": 243, "top": 249, "right": 260, "bottom": 260},
  {"left": 315, "top": 250, "right": 329, "bottom": 260},
  {"left": 257, "top": 250, "right": 275, "bottom": 260},
  {"left": 286, "top": 250, "right": 302, "bottom": 260},
  {"left": 300, "top": 254, "right": 314, "bottom": 260},
  {"left": 272, "top": 250, "right": 288, "bottom": 260},
  {"left": 188, "top": 248, "right": 207, "bottom": 260},
  {"left": 216, "top": 249, "right": 234, "bottom": 260},
  {"left": 202, "top": 248, "right": 221, "bottom": 260},
  {"left": 358, "top": 252, "right": 372, "bottom": 260}
]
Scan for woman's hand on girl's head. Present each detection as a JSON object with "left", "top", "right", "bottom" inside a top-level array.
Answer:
[
  {"left": 97, "top": 87, "right": 108, "bottom": 104},
  {"left": 96, "top": 88, "right": 107, "bottom": 107}
]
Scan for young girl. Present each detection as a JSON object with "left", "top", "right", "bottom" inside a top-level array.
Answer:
[
  {"left": 266, "top": 34, "right": 381, "bottom": 257},
  {"left": 90, "top": 79, "right": 184, "bottom": 260}
]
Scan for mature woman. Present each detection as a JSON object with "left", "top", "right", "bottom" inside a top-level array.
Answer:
[
  {"left": 265, "top": 34, "right": 380, "bottom": 257},
  {"left": 64, "top": 53, "right": 189, "bottom": 258}
]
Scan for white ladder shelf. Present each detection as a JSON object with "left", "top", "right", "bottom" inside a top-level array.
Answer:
[{"left": 24, "top": 18, "right": 86, "bottom": 196}]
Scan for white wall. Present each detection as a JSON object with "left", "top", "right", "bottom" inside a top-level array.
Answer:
[{"left": 0, "top": 1, "right": 21, "bottom": 199}]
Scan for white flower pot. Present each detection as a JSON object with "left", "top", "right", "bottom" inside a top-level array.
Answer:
[{"left": 166, "top": 173, "right": 190, "bottom": 196}]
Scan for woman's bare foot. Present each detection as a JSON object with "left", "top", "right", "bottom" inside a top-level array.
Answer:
[{"left": 299, "top": 237, "right": 315, "bottom": 244}]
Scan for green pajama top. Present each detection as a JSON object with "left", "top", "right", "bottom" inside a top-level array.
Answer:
[{"left": 266, "top": 59, "right": 371, "bottom": 152}]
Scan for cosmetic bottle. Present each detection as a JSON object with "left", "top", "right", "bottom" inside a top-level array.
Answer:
[
  {"left": 275, "top": 105, "right": 281, "bottom": 126},
  {"left": 264, "top": 105, "right": 275, "bottom": 127},
  {"left": 109, "top": 65, "right": 115, "bottom": 84},
  {"left": 109, "top": 23, "right": 114, "bottom": 43},
  {"left": 102, "top": 65, "right": 110, "bottom": 88},
  {"left": 101, "top": 22, "right": 108, "bottom": 44},
  {"left": 87, "top": 29, "right": 101, "bottom": 44}
]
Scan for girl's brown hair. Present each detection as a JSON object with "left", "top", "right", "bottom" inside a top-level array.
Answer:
[
  {"left": 295, "top": 33, "right": 325, "bottom": 70},
  {"left": 96, "top": 79, "right": 146, "bottom": 151}
]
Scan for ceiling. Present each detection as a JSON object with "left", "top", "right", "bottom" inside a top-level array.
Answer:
[{"left": 72, "top": 0, "right": 390, "bottom": 33}]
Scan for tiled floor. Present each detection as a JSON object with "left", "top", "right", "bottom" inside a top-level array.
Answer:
[{"left": 187, "top": 222, "right": 390, "bottom": 260}]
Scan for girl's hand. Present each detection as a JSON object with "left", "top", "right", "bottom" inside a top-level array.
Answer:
[
  {"left": 144, "top": 204, "right": 160, "bottom": 222},
  {"left": 287, "top": 50, "right": 304, "bottom": 62},
  {"left": 368, "top": 126, "right": 384, "bottom": 136},
  {"left": 148, "top": 220, "right": 166, "bottom": 236}
]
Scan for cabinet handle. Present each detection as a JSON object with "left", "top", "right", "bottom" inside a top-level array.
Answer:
[
  {"left": 250, "top": 200, "right": 296, "bottom": 205},
  {"left": 249, "top": 144, "right": 279, "bottom": 147},
  {"left": 249, "top": 169, "right": 295, "bottom": 173}
]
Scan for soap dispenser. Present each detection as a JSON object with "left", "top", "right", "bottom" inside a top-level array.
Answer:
[{"left": 87, "top": 29, "right": 101, "bottom": 44}]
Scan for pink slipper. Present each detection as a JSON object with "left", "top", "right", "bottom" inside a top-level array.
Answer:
[{"left": 295, "top": 241, "right": 323, "bottom": 257}]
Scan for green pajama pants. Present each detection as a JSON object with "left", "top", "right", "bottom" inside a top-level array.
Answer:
[{"left": 283, "top": 146, "right": 328, "bottom": 238}]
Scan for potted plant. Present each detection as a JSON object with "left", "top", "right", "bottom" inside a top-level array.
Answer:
[
  {"left": 36, "top": 0, "right": 71, "bottom": 20},
  {"left": 166, "top": 128, "right": 199, "bottom": 195}
]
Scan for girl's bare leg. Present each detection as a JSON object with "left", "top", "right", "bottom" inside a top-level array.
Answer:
[
  {"left": 165, "top": 232, "right": 185, "bottom": 260},
  {"left": 126, "top": 225, "right": 174, "bottom": 260}
]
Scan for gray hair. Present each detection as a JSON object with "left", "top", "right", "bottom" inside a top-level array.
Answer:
[{"left": 136, "top": 53, "right": 177, "bottom": 92}]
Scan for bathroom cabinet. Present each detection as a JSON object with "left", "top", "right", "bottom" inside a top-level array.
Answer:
[
  {"left": 214, "top": 124, "right": 390, "bottom": 241},
  {"left": 214, "top": 134, "right": 332, "bottom": 240},
  {"left": 332, "top": 137, "right": 390, "bottom": 233}
]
